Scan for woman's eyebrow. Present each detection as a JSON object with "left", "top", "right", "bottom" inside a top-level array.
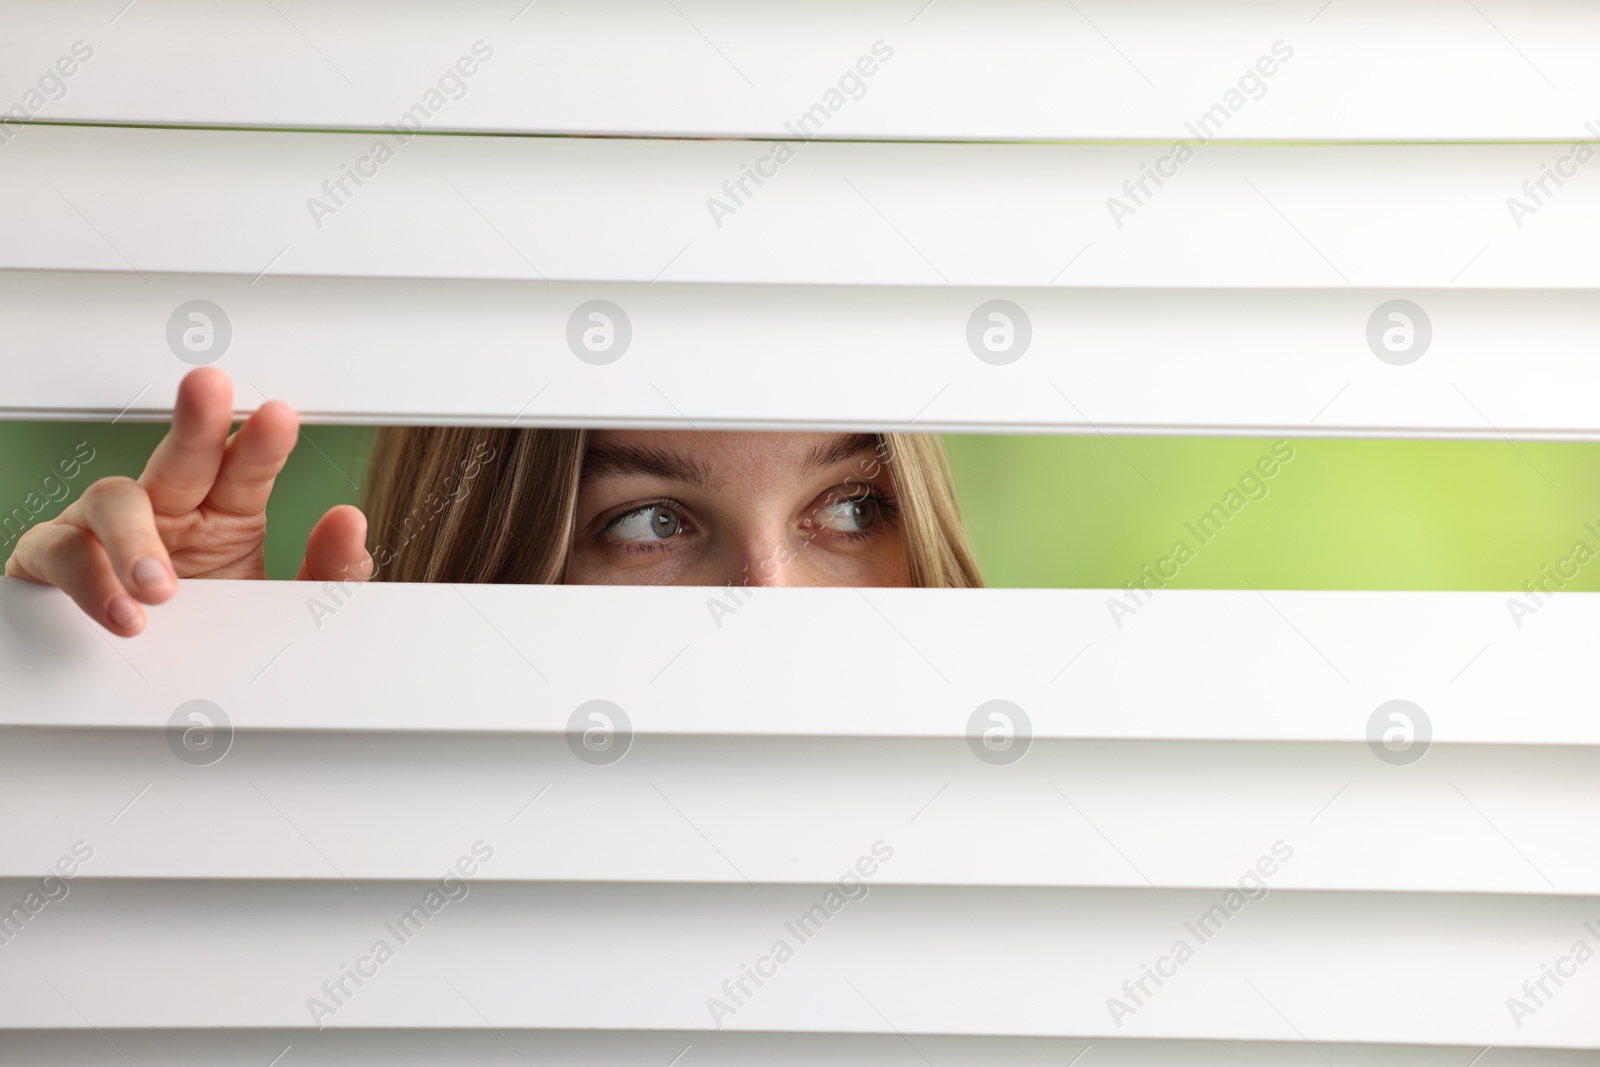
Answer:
[
  {"left": 581, "top": 443, "right": 723, "bottom": 491},
  {"left": 804, "top": 433, "right": 883, "bottom": 474}
]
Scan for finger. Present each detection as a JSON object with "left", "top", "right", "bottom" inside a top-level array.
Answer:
[
  {"left": 59, "top": 477, "right": 178, "bottom": 604},
  {"left": 138, "top": 367, "right": 235, "bottom": 515},
  {"left": 296, "top": 505, "right": 373, "bottom": 583},
  {"left": 5, "top": 523, "right": 149, "bottom": 636},
  {"left": 206, "top": 398, "right": 300, "bottom": 517}
]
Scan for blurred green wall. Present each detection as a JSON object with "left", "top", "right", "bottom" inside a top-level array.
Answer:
[
  {"left": 3, "top": 420, "right": 1596, "bottom": 591},
  {"left": 941, "top": 435, "right": 1600, "bottom": 591}
]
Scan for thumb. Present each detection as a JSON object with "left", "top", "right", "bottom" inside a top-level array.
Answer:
[{"left": 297, "top": 505, "right": 374, "bottom": 583}]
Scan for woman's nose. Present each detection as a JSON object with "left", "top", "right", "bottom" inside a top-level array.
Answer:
[{"left": 718, "top": 528, "right": 810, "bottom": 588}]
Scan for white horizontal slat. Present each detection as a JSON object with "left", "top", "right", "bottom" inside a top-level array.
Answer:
[
  {"left": 4, "top": 270, "right": 1600, "bottom": 438},
  {"left": 5, "top": 727, "right": 1591, "bottom": 895},
  {"left": 4, "top": 879, "right": 1596, "bottom": 1046},
  {"left": 2, "top": 578, "right": 1594, "bottom": 745},
  {"left": 6, "top": 582, "right": 1594, "bottom": 1050},
  {"left": 3, "top": 0, "right": 1597, "bottom": 140},
  {"left": 4, "top": 1030, "right": 1592, "bottom": 1067},
  {"left": 2, "top": 127, "right": 1594, "bottom": 289}
]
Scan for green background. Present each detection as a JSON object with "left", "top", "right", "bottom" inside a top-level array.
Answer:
[{"left": 3, "top": 420, "right": 1596, "bottom": 591}]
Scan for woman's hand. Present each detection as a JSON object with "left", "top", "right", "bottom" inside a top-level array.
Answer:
[{"left": 3, "top": 368, "right": 372, "bottom": 636}]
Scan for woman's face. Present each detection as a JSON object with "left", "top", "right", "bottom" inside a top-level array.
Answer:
[{"left": 566, "top": 431, "right": 910, "bottom": 587}]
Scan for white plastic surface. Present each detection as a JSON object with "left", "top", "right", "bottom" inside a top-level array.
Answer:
[
  {"left": 1, "top": 579, "right": 1591, "bottom": 745},
  {"left": 3, "top": 0, "right": 1597, "bottom": 140},
  {"left": 1, "top": 129, "right": 1592, "bottom": 289},
  {"left": 3, "top": 879, "right": 1597, "bottom": 1045}
]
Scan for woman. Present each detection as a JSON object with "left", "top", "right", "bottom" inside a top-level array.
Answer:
[{"left": 4, "top": 369, "right": 981, "bottom": 635}]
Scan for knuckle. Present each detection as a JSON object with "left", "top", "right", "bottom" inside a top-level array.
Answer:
[
  {"left": 9, "top": 522, "right": 81, "bottom": 578},
  {"left": 10, "top": 521, "right": 42, "bottom": 550},
  {"left": 80, "top": 476, "right": 139, "bottom": 506},
  {"left": 10, "top": 519, "right": 55, "bottom": 556}
]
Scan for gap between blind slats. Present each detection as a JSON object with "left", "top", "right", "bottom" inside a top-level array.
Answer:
[{"left": 0, "top": 1030, "right": 1590, "bottom": 1066}]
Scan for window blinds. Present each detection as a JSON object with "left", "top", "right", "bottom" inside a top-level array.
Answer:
[
  {"left": 2, "top": 0, "right": 1597, "bottom": 1060},
  {"left": 4, "top": 131, "right": 1596, "bottom": 436}
]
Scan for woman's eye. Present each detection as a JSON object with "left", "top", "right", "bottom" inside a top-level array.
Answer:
[
  {"left": 817, "top": 495, "right": 878, "bottom": 533},
  {"left": 609, "top": 505, "right": 682, "bottom": 543}
]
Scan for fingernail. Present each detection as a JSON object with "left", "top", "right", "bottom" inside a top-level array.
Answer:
[
  {"left": 132, "top": 555, "right": 171, "bottom": 592},
  {"left": 108, "top": 594, "right": 141, "bottom": 630}
]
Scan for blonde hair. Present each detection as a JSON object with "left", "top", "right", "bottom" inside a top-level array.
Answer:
[{"left": 361, "top": 428, "right": 981, "bottom": 587}]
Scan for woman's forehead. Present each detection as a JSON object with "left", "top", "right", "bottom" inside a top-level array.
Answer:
[{"left": 584, "top": 431, "right": 882, "bottom": 481}]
